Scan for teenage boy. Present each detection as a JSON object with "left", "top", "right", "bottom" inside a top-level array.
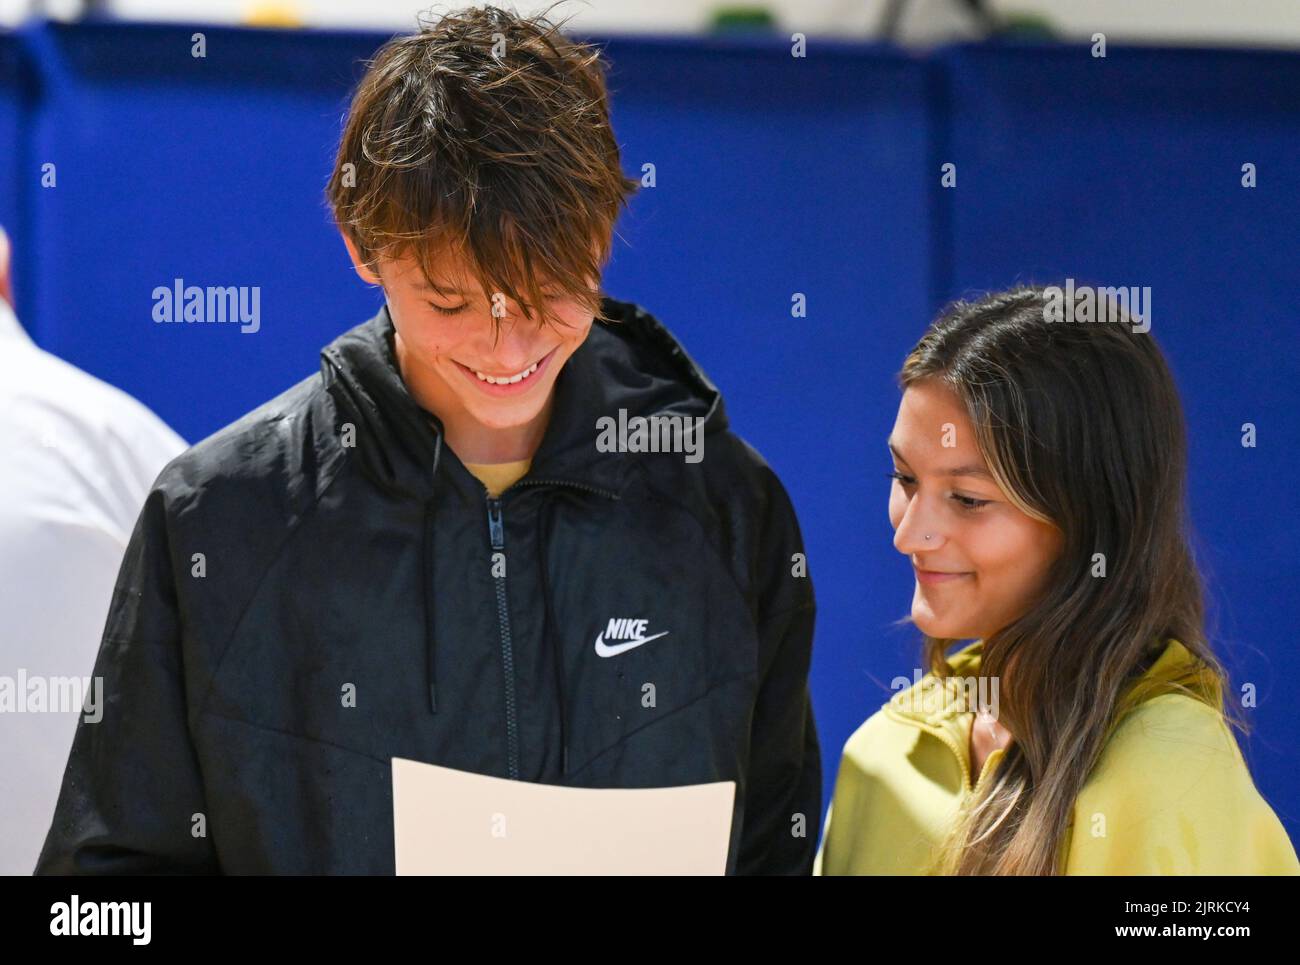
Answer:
[{"left": 38, "top": 5, "right": 819, "bottom": 875}]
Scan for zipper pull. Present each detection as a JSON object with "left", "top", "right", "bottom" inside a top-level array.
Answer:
[{"left": 486, "top": 497, "right": 505, "bottom": 550}]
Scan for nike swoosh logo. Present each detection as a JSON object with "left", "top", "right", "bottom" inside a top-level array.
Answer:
[{"left": 594, "top": 630, "right": 670, "bottom": 658}]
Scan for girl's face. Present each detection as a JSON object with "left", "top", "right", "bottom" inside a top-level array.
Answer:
[{"left": 887, "top": 379, "right": 1064, "bottom": 641}]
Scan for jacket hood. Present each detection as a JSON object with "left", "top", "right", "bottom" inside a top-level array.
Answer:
[{"left": 319, "top": 296, "right": 727, "bottom": 501}]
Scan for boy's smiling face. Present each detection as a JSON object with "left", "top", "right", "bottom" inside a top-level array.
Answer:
[{"left": 342, "top": 234, "right": 597, "bottom": 461}]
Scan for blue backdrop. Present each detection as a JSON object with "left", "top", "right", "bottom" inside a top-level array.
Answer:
[{"left": 1, "top": 20, "right": 1296, "bottom": 852}]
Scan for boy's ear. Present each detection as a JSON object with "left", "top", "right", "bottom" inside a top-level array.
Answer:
[{"left": 340, "top": 231, "right": 383, "bottom": 287}]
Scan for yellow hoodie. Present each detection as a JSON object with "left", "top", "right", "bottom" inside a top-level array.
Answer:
[{"left": 814, "top": 638, "right": 1299, "bottom": 875}]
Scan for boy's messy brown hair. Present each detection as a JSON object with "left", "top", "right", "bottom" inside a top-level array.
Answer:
[{"left": 325, "top": 3, "right": 639, "bottom": 331}]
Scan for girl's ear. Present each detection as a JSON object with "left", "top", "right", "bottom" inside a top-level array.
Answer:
[{"left": 340, "top": 231, "right": 383, "bottom": 287}]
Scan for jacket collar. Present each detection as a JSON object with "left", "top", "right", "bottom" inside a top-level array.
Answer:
[
  {"left": 880, "top": 638, "right": 1226, "bottom": 798},
  {"left": 883, "top": 637, "right": 1223, "bottom": 744},
  {"left": 320, "top": 297, "right": 725, "bottom": 502}
]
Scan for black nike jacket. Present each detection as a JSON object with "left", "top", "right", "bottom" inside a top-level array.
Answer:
[{"left": 35, "top": 296, "right": 820, "bottom": 875}]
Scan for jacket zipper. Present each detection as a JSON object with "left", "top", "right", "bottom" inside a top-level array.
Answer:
[
  {"left": 977, "top": 747, "right": 1006, "bottom": 794},
  {"left": 928, "top": 715, "right": 1006, "bottom": 798},
  {"left": 486, "top": 495, "right": 521, "bottom": 781},
  {"left": 485, "top": 479, "right": 619, "bottom": 782}
]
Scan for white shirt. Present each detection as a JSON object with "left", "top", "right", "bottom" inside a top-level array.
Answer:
[{"left": 0, "top": 298, "right": 187, "bottom": 874}]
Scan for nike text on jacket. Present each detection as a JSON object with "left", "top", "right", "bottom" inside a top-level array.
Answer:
[{"left": 36, "top": 297, "right": 821, "bottom": 875}]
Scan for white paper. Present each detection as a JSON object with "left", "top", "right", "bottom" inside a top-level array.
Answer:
[{"left": 392, "top": 757, "right": 735, "bottom": 875}]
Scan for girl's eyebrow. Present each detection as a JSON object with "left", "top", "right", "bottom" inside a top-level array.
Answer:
[
  {"left": 888, "top": 438, "right": 993, "bottom": 479},
  {"left": 945, "top": 465, "right": 994, "bottom": 479}
]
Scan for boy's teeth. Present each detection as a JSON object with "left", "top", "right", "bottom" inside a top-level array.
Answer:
[{"left": 475, "top": 360, "right": 539, "bottom": 385}]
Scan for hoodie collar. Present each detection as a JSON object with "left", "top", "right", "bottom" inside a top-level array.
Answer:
[{"left": 320, "top": 297, "right": 725, "bottom": 501}]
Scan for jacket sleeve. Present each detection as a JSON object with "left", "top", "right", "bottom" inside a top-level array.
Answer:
[
  {"left": 734, "top": 462, "right": 821, "bottom": 875},
  {"left": 1064, "top": 697, "right": 1300, "bottom": 875},
  {"left": 35, "top": 484, "right": 220, "bottom": 874}
]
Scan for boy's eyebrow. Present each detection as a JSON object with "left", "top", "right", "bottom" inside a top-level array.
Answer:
[
  {"left": 413, "top": 280, "right": 563, "bottom": 295},
  {"left": 414, "top": 280, "right": 466, "bottom": 294},
  {"left": 887, "top": 438, "right": 993, "bottom": 478}
]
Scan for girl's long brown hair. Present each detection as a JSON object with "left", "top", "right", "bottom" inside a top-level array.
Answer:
[{"left": 901, "top": 285, "right": 1241, "bottom": 875}]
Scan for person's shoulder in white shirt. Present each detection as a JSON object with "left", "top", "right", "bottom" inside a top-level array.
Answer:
[{"left": 0, "top": 242, "right": 188, "bottom": 875}]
